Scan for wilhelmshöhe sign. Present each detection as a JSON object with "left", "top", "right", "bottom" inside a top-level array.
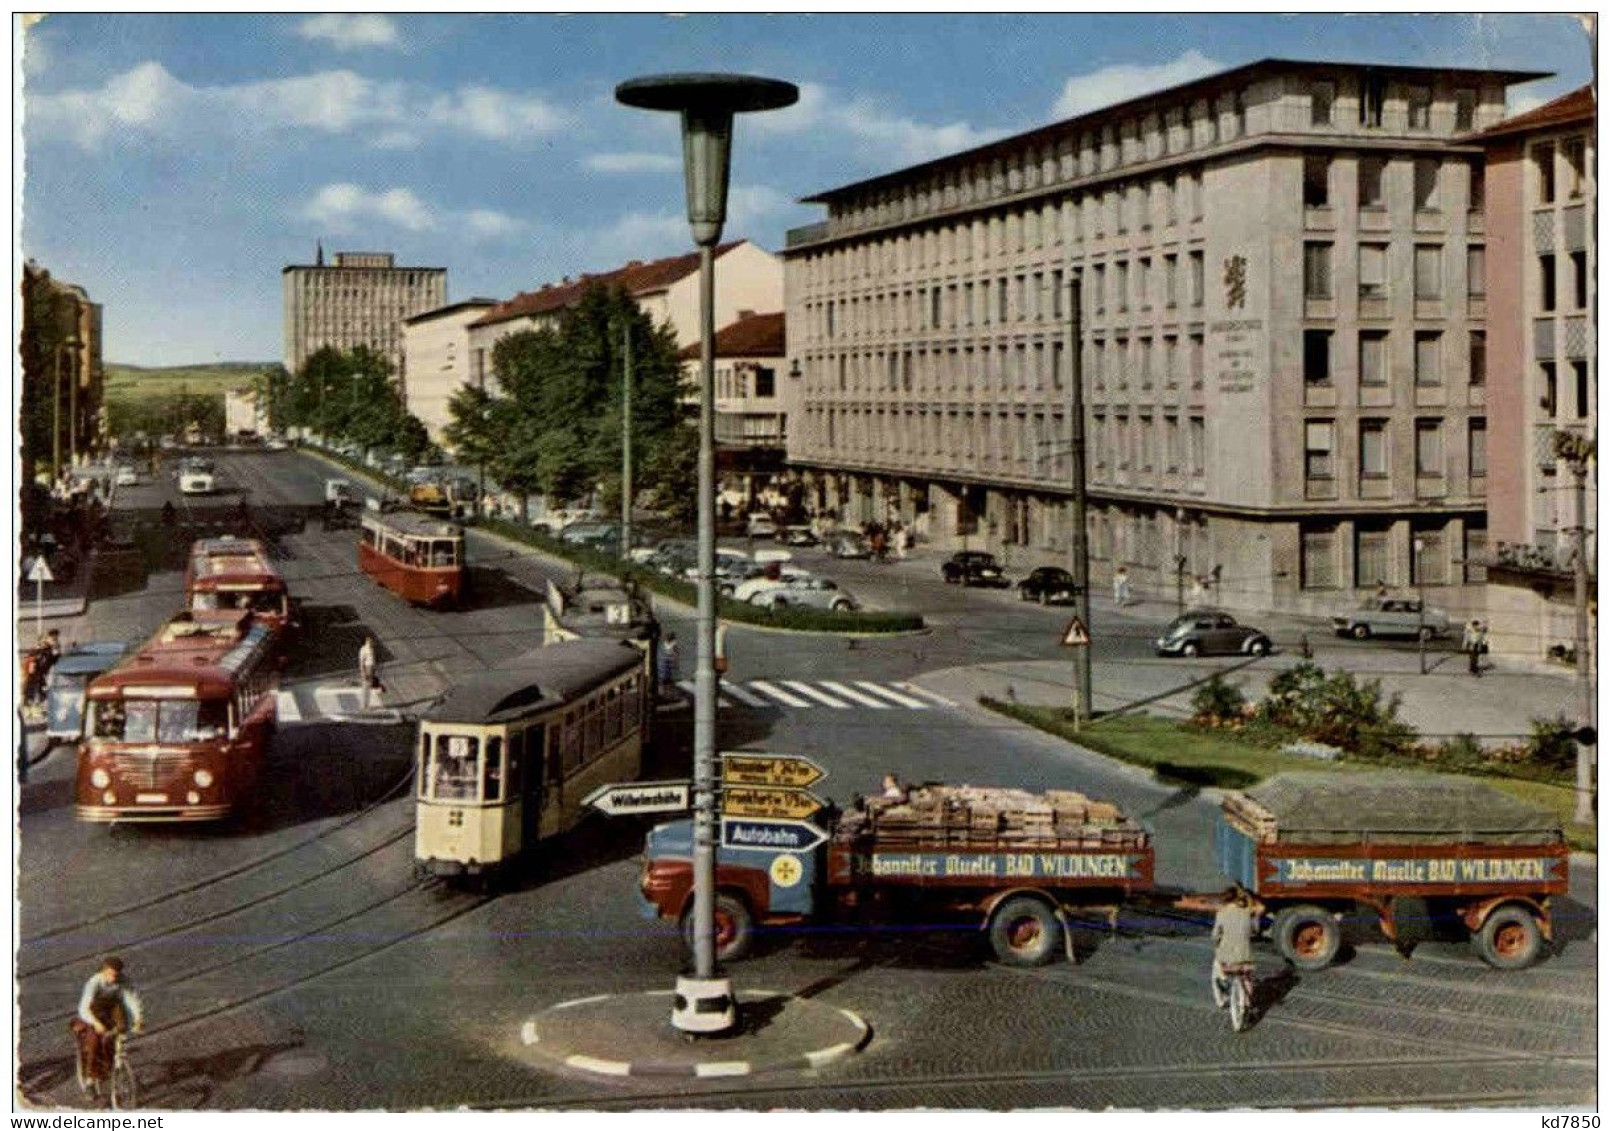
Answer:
[{"left": 583, "top": 781, "right": 692, "bottom": 817}]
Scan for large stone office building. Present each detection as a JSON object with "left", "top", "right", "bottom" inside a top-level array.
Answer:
[
  {"left": 281, "top": 248, "right": 447, "bottom": 376},
  {"left": 784, "top": 59, "right": 1544, "bottom": 614}
]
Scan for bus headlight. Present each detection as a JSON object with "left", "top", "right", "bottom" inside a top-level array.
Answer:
[
  {"left": 91, "top": 768, "right": 111, "bottom": 788},
  {"left": 193, "top": 769, "right": 214, "bottom": 788},
  {"left": 187, "top": 791, "right": 201, "bottom": 804},
  {"left": 102, "top": 790, "right": 116, "bottom": 805}
]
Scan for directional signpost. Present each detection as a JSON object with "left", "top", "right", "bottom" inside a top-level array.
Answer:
[
  {"left": 720, "top": 817, "right": 830, "bottom": 853},
  {"left": 720, "top": 753, "right": 827, "bottom": 790},
  {"left": 721, "top": 785, "right": 826, "bottom": 821},
  {"left": 719, "top": 752, "right": 829, "bottom": 857},
  {"left": 583, "top": 780, "right": 692, "bottom": 817},
  {"left": 27, "top": 556, "right": 53, "bottom": 636}
]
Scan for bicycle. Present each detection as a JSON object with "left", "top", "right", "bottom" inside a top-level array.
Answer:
[
  {"left": 1211, "top": 962, "right": 1257, "bottom": 1032},
  {"left": 74, "top": 1028, "right": 138, "bottom": 1108}
]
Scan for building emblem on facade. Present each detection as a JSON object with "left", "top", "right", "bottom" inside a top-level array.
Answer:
[{"left": 1222, "top": 255, "right": 1248, "bottom": 310}]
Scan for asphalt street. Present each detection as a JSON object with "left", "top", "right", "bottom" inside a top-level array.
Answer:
[{"left": 13, "top": 448, "right": 1597, "bottom": 1110}]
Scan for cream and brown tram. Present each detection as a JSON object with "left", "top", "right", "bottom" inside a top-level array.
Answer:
[{"left": 415, "top": 638, "right": 651, "bottom": 880}]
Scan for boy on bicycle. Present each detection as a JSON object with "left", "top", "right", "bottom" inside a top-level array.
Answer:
[
  {"left": 1212, "top": 885, "right": 1257, "bottom": 1002},
  {"left": 72, "top": 956, "right": 144, "bottom": 1100}
]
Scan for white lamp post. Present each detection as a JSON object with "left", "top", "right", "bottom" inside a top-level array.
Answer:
[{"left": 616, "top": 72, "right": 797, "bottom": 1037}]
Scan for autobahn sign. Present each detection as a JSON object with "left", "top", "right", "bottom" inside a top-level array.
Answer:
[
  {"left": 720, "top": 753, "right": 828, "bottom": 789},
  {"left": 583, "top": 780, "right": 691, "bottom": 817},
  {"left": 720, "top": 817, "right": 829, "bottom": 853}
]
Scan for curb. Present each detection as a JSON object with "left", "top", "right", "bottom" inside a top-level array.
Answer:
[{"left": 519, "top": 989, "right": 871, "bottom": 1078}]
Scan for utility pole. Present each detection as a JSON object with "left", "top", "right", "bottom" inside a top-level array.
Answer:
[
  {"left": 1572, "top": 459, "right": 1594, "bottom": 823},
  {"left": 621, "top": 322, "right": 633, "bottom": 561},
  {"left": 1067, "top": 272, "right": 1092, "bottom": 727},
  {"left": 1414, "top": 537, "right": 1428, "bottom": 675}
]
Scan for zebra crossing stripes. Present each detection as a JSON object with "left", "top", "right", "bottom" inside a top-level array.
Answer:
[
  {"left": 717, "top": 682, "right": 769, "bottom": 708},
  {"left": 891, "top": 682, "right": 958, "bottom": 707},
  {"left": 746, "top": 680, "right": 814, "bottom": 708},
  {"left": 677, "top": 678, "right": 953, "bottom": 711},
  {"left": 781, "top": 680, "right": 851, "bottom": 708},
  {"left": 817, "top": 681, "right": 893, "bottom": 709},
  {"left": 851, "top": 681, "right": 928, "bottom": 709}
]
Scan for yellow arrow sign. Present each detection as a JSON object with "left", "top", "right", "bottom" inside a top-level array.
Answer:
[
  {"left": 720, "top": 753, "right": 828, "bottom": 789},
  {"left": 721, "top": 785, "right": 826, "bottom": 820}
]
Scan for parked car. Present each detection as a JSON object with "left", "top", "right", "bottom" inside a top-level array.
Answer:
[
  {"left": 1017, "top": 566, "right": 1077, "bottom": 604},
  {"left": 831, "top": 533, "right": 872, "bottom": 559},
  {"left": 324, "top": 478, "right": 354, "bottom": 505},
  {"left": 746, "top": 514, "right": 779, "bottom": 539},
  {"left": 750, "top": 575, "right": 859, "bottom": 612},
  {"left": 782, "top": 525, "right": 820, "bottom": 547},
  {"left": 1331, "top": 596, "right": 1451, "bottom": 641},
  {"left": 265, "top": 436, "right": 289, "bottom": 451},
  {"left": 114, "top": 466, "right": 139, "bottom": 487},
  {"left": 531, "top": 508, "right": 598, "bottom": 535},
  {"left": 941, "top": 551, "right": 1008, "bottom": 587},
  {"left": 1154, "top": 610, "right": 1272, "bottom": 657},
  {"left": 558, "top": 521, "right": 621, "bottom": 550},
  {"left": 733, "top": 567, "right": 813, "bottom": 604}
]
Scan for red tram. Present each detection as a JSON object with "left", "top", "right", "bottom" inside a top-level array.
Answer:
[
  {"left": 76, "top": 611, "right": 278, "bottom": 823},
  {"left": 183, "top": 536, "right": 292, "bottom": 635},
  {"left": 359, "top": 510, "right": 465, "bottom": 608}
]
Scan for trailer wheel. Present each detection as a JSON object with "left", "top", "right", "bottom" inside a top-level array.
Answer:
[
  {"left": 682, "top": 893, "right": 754, "bottom": 962},
  {"left": 989, "top": 896, "right": 1063, "bottom": 967},
  {"left": 1475, "top": 905, "right": 1542, "bottom": 970},
  {"left": 1351, "top": 624, "right": 1370, "bottom": 640},
  {"left": 1274, "top": 905, "right": 1340, "bottom": 970}
]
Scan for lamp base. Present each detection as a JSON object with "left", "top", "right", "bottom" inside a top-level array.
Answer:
[{"left": 671, "top": 973, "right": 737, "bottom": 1036}]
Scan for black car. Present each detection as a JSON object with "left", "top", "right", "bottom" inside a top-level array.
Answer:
[
  {"left": 941, "top": 551, "right": 1008, "bottom": 587},
  {"left": 1017, "top": 566, "right": 1077, "bottom": 605},
  {"left": 1154, "top": 609, "right": 1272, "bottom": 657}
]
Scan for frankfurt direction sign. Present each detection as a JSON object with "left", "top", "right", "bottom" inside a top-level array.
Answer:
[
  {"left": 583, "top": 780, "right": 692, "bottom": 817},
  {"left": 720, "top": 753, "right": 827, "bottom": 790},
  {"left": 721, "top": 785, "right": 826, "bottom": 821},
  {"left": 720, "top": 817, "right": 830, "bottom": 853}
]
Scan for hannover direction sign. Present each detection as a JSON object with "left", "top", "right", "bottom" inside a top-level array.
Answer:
[
  {"left": 583, "top": 780, "right": 692, "bottom": 817},
  {"left": 720, "top": 753, "right": 827, "bottom": 790}
]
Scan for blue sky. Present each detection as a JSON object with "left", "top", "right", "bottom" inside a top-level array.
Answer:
[{"left": 17, "top": 12, "right": 1593, "bottom": 366}]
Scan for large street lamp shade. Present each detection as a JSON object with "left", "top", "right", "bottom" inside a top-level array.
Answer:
[{"left": 616, "top": 74, "right": 798, "bottom": 246}]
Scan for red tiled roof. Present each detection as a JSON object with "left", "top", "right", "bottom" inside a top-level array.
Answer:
[
  {"left": 678, "top": 311, "right": 786, "bottom": 360},
  {"left": 1469, "top": 84, "right": 1594, "bottom": 142},
  {"left": 470, "top": 241, "right": 746, "bottom": 329}
]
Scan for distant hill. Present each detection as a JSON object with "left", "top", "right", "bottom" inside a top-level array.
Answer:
[{"left": 104, "top": 362, "right": 277, "bottom": 400}]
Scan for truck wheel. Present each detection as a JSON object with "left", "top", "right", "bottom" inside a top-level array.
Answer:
[
  {"left": 682, "top": 894, "right": 754, "bottom": 962},
  {"left": 1417, "top": 626, "right": 1436, "bottom": 643},
  {"left": 1475, "top": 905, "right": 1543, "bottom": 970},
  {"left": 1351, "top": 624, "right": 1371, "bottom": 640},
  {"left": 989, "top": 896, "right": 1063, "bottom": 967},
  {"left": 1274, "top": 905, "right": 1340, "bottom": 970}
]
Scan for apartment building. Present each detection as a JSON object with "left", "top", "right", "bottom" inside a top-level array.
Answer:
[
  {"left": 281, "top": 248, "right": 447, "bottom": 376},
  {"left": 1468, "top": 85, "right": 1596, "bottom": 657},
  {"left": 466, "top": 241, "right": 782, "bottom": 388},
  {"left": 20, "top": 260, "right": 105, "bottom": 481},
  {"left": 400, "top": 298, "right": 499, "bottom": 446},
  {"left": 784, "top": 59, "right": 1543, "bottom": 613}
]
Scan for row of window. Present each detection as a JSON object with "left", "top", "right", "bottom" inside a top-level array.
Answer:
[
  {"left": 359, "top": 525, "right": 462, "bottom": 568},
  {"left": 1302, "top": 241, "right": 1485, "bottom": 302},
  {"left": 1533, "top": 138, "right": 1590, "bottom": 205},
  {"left": 1302, "top": 416, "right": 1485, "bottom": 482},
  {"left": 1303, "top": 153, "right": 1481, "bottom": 212},
  {"left": 809, "top": 406, "right": 1072, "bottom": 479},
  {"left": 799, "top": 170, "right": 1206, "bottom": 293},
  {"left": 1089, "top": 414, "right": 1208, "bottom": 479},
  {"left": 1538, "top": 360, "right": 1594, "bottom": 421},
  {"left": 1309, "top": 77, "right": 1480, "bottom": 133},
  {"left": 716, "top": 364, "right": 777, "bottom": 401},
  {"left": 1302, "top": 328, "right": 1485, "bottom": 388},
  {"left": 1535, "top": 251, "right": 1592, "bottom": 313},
  {"left": 1301, "top": 519, "right": 1486, "bottom": 590}
]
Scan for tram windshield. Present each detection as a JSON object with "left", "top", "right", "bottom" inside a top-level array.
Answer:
[
  {"left": 427, "top": 540, "right": 459, "bottom": 568},
  {"left": 428, "top": 732, "right": 480, "bottom": 800},
  {"left": 89, "top": 697, "right": 229, "bottom": 743}
]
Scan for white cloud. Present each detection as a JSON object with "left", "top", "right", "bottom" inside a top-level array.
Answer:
[
  {"left": 29, "top": 61, "right": 572, "bottom": 151},
  {"left": 296, "top": 14, "right": 401, "bottom": 51},
  {"left": 753, "top": 81, "right": 997, "bottom": 164},
  {"left": 584, "top": 151, "right": 682, "bottom": 174},
  {"left": 1053, "top": 49, "right": 1223, "bottom": 118},
  {"left": 298, "top": 183, "right": 526, "bottom": 243}
]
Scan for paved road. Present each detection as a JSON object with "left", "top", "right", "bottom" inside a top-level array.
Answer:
[{"left": 14, "top": 449, "right": 1596, "bottom": 1110}]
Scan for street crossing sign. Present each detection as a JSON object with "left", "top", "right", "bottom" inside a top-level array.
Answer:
[
  {"left": 721, "top": 785, "right": 826, "bottom": 821},
  {"left": 583, "top": 780, "right": 692, "bottom": 817},
  {"left": 720, "top": 817, "right": 829, "bottom": 853},
  {"left": 26, "top": 557, "right": 54, "bottom": 585},
  {"left": 720, "top": 752, "right": 828, "bottom": 789},
  {"left": 1060, "top": 615, "right": 1089, "bottom": 647}
]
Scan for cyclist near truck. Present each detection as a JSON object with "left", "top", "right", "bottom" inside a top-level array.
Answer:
[
  {"left": 1211, "top": 885, "right": 1257, "bottom": 1002},
  {"left": 71, "top": 956, "right": 144, "bottom": 1100}
]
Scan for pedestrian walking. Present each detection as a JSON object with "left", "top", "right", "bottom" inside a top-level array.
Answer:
[
  {"left": 1463, "top": 619, "right": 1483, "bottom": 677},
  {"left": 657, "top": 633, "right": 680, "bottom": 694},
  {"left": 358, "top": 634, "right": 380, "bottom": 710},
  {"left": 1113, "top": 566, "right": 1132, "bottom": 608},
  {"left": 1473, "top": 620, "right": 1489, "bottom": 676},
  {"left": 893, "top": 522, "right": 909, "bottom": 560}
]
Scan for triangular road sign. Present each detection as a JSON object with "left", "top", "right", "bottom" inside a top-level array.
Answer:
[
  {"left": 27, "top": 557, "right": 54, "bottom": 585},
  {"left": 1060, "top": 615, "right": 1089, "bottom": 647}
]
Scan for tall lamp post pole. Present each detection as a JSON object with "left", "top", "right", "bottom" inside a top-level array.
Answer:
[
  {"left": 617, "top": 72, "right": 797, "bottom": 1036},
  {"left": 622, "top": 323, "right": 633, "bottom": 560},
  {"left": 1066, "top": 273, "right": 1092, "bottom": 728},
  {"left": 1571, "top": 459, "right": 1595, "bottom": 823}
]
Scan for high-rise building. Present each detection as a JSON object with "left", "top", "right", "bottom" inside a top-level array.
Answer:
[
  {"left": 281, "top": 247, "right": 447, "bottom": 376},
  {"left": 784, "top": 59, "right": 1544, "bottom": 614},
  {"left": 1467, "top": 85, "right": 1595, "bottom": 656},
  {"left": 20, "top": 260, "right": 105, "bottom": 482}
]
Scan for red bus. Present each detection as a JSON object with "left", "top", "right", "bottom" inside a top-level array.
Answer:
[
  {"left": 76, "top": 611, "right": 278, "bottom": 823},
  {"left": 359, "top": 510, "right": 464, "bottom": 608},
  {"left": 183, "top": 536, "right": 292, "bottom": 634}
]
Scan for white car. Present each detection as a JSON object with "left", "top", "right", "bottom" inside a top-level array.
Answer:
[
  {"left": 265, "top": 437, "right": 289, "bottom": 451},
  {"left": 750, "top": 576, "right": 859, "bottom": 612},
  {"left": 179, "top": 468, "right": 214, "bottom": 495},
  {"left": 733, "top": 567, "right": 813, "bottom": 604},
  {"left": 114, "top": 467, "right": 138, "bottom": 487}
]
